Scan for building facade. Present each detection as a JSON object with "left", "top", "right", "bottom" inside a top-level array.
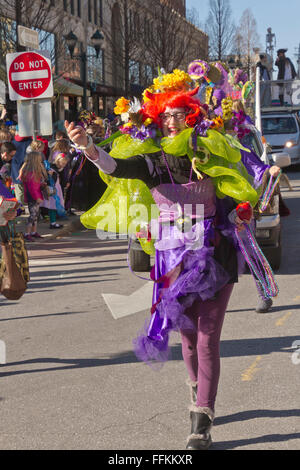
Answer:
[{"left": 0, "top": 0, "right": 208, "bottom": 126}]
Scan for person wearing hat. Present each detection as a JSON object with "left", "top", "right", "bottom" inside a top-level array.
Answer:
[
  {"left": 257, "top": 54, "right": 272, "bottom": 107},
  {"left": 275, "top": 49, "right": 297, "bottom": 105}
]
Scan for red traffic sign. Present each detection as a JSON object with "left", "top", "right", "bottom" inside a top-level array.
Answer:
[{"left": 6, "top": 51, "right": 53, "bottom": 101}]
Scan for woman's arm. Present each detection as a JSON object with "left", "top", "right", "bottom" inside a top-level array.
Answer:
[
  {"left": 65, "top": 120, "right": 117, "bottom": 173},
  {"left": 64, "top": 120, "right": 152, "bottom": 182}
]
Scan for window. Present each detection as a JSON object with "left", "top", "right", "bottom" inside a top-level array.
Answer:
[
  {"left": 77, "top": 0, "right": 81, "bottom": 17},
  {"left": 87, "top": 46, "right": 104, "bottom": 84},
  {"left": 130, "top": 60, "right": 140, "bottom": 85},
  {"left": 241, "top": 132, "right": 263, "bottom": 157},
  {"left": 70, "top": 0, "right": 74, "bottom": 15},
  {"left": 144, "top": 65, "right": 153, "bottom": 85},
  {"left": 262, "top": 117, "right": 298, "bottom": 135},
  {"left": 63, "top": 0, "right": 68, "bottom": 12},
  {"left": 38, "top": 29, "right": 56, "bottom": 69}
]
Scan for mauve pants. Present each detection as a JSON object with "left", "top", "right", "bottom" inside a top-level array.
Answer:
[{"left": 180, "top": 283, "right": 234, "bottom": 411}]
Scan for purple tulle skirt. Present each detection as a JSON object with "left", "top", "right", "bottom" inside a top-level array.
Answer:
[{"left": 133, "top": 219, "right": 231, "bottom": 367}]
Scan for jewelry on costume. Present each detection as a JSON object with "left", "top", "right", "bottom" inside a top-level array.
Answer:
[
  {"left": 259, "top": 172, "right": 282, "bottom": 213},
  {"left": 235, "top": 224, "right": 279, "bottom": 299},
  {"left": 72, "top": 134, "right": 94, "bottom": 151}
]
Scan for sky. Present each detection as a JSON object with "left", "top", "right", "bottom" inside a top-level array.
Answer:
[{"left": 186, "top": 0, "right": 300, "bottom": 67}]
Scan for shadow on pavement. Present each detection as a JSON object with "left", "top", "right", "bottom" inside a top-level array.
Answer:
[
  {"left": 212, "top": 431, "right": 300, "bottom": 450},
  {"left": 214, "top": 408, "right": 300, "bottom": 427},
  {"left": 1, "top": 334, "right": 299, "bottom": 377}
]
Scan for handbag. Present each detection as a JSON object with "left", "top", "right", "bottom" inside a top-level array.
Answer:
[{"left": 0, "top": 224, "right": 29, "bottom": 300}]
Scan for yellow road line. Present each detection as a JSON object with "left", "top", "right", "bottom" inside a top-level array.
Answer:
[
  {"left": 241, "top": 356, "right": 263, "bottom": 382},
  {"left": 275, "top": 311, "right": 293, "bottom": 327}
]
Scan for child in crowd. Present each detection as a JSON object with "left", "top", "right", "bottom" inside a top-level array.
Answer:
[
  {"left": 27, "top": 139, "right": 45, "bottom": 156},
  {"left": 40, "top": 159, "right": 65, "bottom": 229},
  {"left": 19, "top": 151, "right": 47, "bottom": 241},
  {"left": 0, "top": 142, "right": 16, "bottom": 190},
  {"left": 49, "top": 139, "right": 70, "bottom": 163},
  {"left": 0, "top": 129, "right": 12, "bottom": 146},
  {"left": 55, "top": 130, "right": 68, "bottom": 141},
  {"left": 53, "top": 153, "right": 71, "bottom": 193}
]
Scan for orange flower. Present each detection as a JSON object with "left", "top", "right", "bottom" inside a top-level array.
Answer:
[
  {"left": 211, "top": 116, "right": 224, "bottom": 130},
  {"left": 114, "top": 97, "right": 130, "bottom": 115}
]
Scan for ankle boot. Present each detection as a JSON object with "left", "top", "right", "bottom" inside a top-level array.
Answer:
[
  {"left": 186, "top": 378, "right": 198, "bottom": 405},
  {"left": 186, "top": 405, "right": 214, "bottom": 450}
]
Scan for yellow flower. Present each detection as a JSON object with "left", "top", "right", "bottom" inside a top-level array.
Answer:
[
  {"left": 142, "top": 87, "right": 155, "bottom": 103},
  {"left": 114, "top": 97, "right": 130, "bottom": 115},
  {"left": 152, "top": 69, "right": 192, "bottom": 93},
  {"left": 221, "top": 97, "right": 233, "bottom": 121},
  {"left": 144, "top": 118, "right": 153, "bottom": 127},
  {"left": 211, "top": 117, "right": 224, "bottom": 130}
]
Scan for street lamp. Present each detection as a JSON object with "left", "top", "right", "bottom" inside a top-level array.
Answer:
[
  {"left": 64, "top": 29, "right": 105, "bottom": 109},
  {"left": 228, "top": 57, "right": 236, "bottom": 69}
]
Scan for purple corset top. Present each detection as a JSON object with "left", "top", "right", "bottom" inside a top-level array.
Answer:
[{"left": 151, "top": 179, "right": 216, "bottom": 221}]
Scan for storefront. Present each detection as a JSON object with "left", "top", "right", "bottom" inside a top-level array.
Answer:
[{"left": 53, "top": 76, "right": 91, "bottom": 129}]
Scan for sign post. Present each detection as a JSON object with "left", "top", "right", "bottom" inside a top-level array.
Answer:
[
  {"left": 17, "top": 26, "right": 39, "bottom": 50},
  {"left": 6, "top": 50, "right": 53, "bottom": 138}
]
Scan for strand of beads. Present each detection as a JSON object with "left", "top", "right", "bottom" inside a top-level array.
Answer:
[
  {"left": 235, "top": 224, "right": 279, "bottom": 298},
  {"left": 259, "top": 172, "right": 281, "bottom": 213}
]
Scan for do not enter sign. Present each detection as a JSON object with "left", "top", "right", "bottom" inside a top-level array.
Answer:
[{"left": 6, "top": 50, "right": 53, "bottom": 101}]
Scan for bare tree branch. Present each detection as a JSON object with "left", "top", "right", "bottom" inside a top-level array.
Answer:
[
  {"left": 235, "top": 9, "right": 261, "bottom": 75},
  {"left": 205, "top": 0, "right": 235, "bottom": 60}
]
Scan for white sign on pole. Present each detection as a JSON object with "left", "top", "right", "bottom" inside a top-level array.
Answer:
[
  {"left": 6, "top": 50, "right": 53, "bottom": 101},
  {"left": 17, "top": 99, "right": 53, "bottom": 137},
  {"left": 18, "top": 25, "right": 39, "bottom": 50},
  {"left": 292, "top": 80, "right": 300, "bottom": 105}
]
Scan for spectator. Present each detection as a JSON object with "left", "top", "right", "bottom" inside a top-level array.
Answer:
[
  {"left": 36, "top": 135, "right": 49, "bottom": 159},
  {"left": 11, "top": 133, "right": 32, "bottom": 206},
  {"left": 49, "top": 139, "right": 71, "bottom": 163},
  {"left": 53, "top": 153, "right": 71, "bottom": 194},
  {"left": 275, "top": 48, "right": 297, "bottom": 105},
  {"left": 0, "top": 129, "right": 12, "bottom": 145},
  {"left": 257, "top": 54, "right": 271, "bottom": 107},
  {"left": 0, "top": 142, "right": 16, "bottom": 189},
  {"left": 40, "top": 160, "right": 65, "bottom": 229},
  {"left": 19, "top": 151, "right": 47, "bottom": 241},
  {"left": 55, "top": 130, "right": 68, "bottom": 140}
]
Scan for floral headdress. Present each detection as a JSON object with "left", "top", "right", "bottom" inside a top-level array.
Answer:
[{"left": 113, "top": 68, "right": 206, "bottom": 142}]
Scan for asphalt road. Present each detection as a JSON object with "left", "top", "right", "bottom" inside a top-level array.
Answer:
[{"left": 0, "top": 169, "right": 299, "bottom": 451}]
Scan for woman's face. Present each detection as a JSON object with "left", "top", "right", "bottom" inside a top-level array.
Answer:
[{"left": 161, "top": 106, "right": 187, "bottom": 137}]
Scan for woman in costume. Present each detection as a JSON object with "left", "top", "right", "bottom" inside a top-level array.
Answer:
[{"left": 65, "top": 68, "right": 277, "bottom": 450}]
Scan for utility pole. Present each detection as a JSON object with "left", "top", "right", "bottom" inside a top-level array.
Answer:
[{"left": 266, "top": 27, "right": 276, "bottom": 78}]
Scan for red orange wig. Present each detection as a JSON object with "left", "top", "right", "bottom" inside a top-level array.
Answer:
[{"left": 142, "top": 87, "right": 208, "bottom": 128}]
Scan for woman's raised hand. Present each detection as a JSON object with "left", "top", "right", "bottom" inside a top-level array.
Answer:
[{"left": 64, "top": 121, "right": 88, "bottom": 148}]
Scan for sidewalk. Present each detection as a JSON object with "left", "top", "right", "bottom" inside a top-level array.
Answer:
[{"left": 15, "top": 210, "right": 85, "bottom": 244}]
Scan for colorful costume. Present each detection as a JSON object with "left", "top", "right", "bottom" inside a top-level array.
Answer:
[{"left": 78, "top": 66, "right": 277, "bottom": 421}]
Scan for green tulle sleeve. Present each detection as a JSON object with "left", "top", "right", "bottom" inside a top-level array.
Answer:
[{"left": 81, "top": 133, "right": 159, "bottom": 255}]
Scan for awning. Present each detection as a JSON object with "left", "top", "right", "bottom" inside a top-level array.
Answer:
[{"left": 53, "top": 77, "right": 91, "bottom": 97}]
